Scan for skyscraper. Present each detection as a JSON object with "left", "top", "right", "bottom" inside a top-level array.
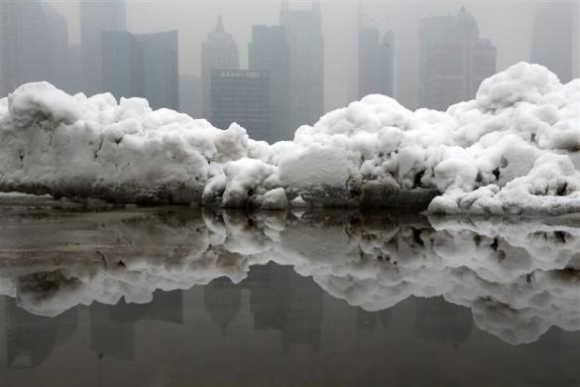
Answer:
[
  {"left": 280, "top": 0, "right": 324, "bottom": 128},
  {"left": 531, "top": 0, "right": 578, "bottom": 83},
  {"left": 81, "top": 0, "right": 126, "bottom": 94},
  {"left": 138, "top": 31, "right": 179, "bottom": 110},
  {"left": 102, "top": 31, "right": 144, "bottom": 101},
  {"left": 179, "top": 75, "right": 203, "bottom": 118},
  {"left": 201, "top": 17, "right": 240, "bottom": 118},
  {"left": 102, "top": 30, "right": 179, "bottom": 110},
  {"left": 358, "top": 27, "right": 395, "bottom": 99},
  {"left": 0, "top": 1, "right": 69, "bottom": 94},
  {"left": 211, "top": 69, "right": 271, "bottom": 141},
  {"left": 419, "top": 7, "right": 497, "bottom": 110},
  {"left": 249, "top": 25, "right": 292, "bottom": 141}
]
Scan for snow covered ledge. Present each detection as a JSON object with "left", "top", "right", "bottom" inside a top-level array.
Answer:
[{"left": 1, "top": 62, "right": 580, "bottom": 215}]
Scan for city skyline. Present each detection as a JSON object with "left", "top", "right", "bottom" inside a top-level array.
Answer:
[
  {"left": 42, "top": 0, "right": 580, "bottom": 111},
  {"left": 0, "top": 0, "right": 580, "bottom": 116}
]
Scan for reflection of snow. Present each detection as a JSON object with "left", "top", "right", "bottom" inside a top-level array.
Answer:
[
  {"left": 0, "top": 209, "right": 579, "bottom": 345},
  {"left": 2, "top": 63, "right": 580, "bottom": 214}
]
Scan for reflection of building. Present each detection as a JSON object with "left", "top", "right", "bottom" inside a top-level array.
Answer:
[
  {"left": 280, "top": 0, "right": 324, "bottom": 128},
  {"left": 204, "top": 278, "right": 242, "bottom": 333},
  {"left": 81, "top": 0, "right": 126, "bottom": 94},
  {"left": 91, "top": 290, "right": 183, "bottom": 361},
  {"left": 102, "top": 30, "right": 179, "bottom": 110},
  {"left": 246, "top": 263, "right": 322, "bottom": 352},
  {"left": 201, "top": 17, "right": 240, "bottom": 119},
  {"left": 531, "top": 0, "right": 577, "bottom": 83},
  {"left": 1, "top": 297, "right": 78, "bottom": 369},
  {"left": 211, "top": 70, "right": 271, "bottom": 140},
  {"left": 249, "top": 25, "right": 292, "bottom": 142},
  {"left": 414, "top": 297, "right": 473, "bottom": 347},
  {"left": 419, "top": 7, "right": 497, "bottom": 110},
  {"left": 359, "top": 27, "right": 395, "bottom": 99}
]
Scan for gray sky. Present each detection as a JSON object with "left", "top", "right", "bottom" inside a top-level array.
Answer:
[{"left": 48, "top": 0, "right": 576, "bottom": 109}]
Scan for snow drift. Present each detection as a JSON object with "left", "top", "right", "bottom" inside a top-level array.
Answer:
[{"left": 1, "top": 62, "right": 580, "bottom": 214}]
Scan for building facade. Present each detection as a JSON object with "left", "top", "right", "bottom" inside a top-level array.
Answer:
[
  {"left": 531, "top": 0, "right": 578, "bottom": 83},
  {"left": 81, "top": 0, "right": 127, "bottom": 95},
  {"left": 358, "top": 27, "right": 395, "bottom": 99},
  {"left": 419, "top": 7, "right": 497, "bottom": 110},
  {"left": 280, "top": 0, "right": 324, "bottom": 128},
  {"left": 211, "top": 69, "right": 271, "bottom": 141},
  {"left": 102, "top": 30, "right": 179, "bottom": 110},
  {"left": 201, "top": 17, "right": 240, "bottom": 118},
  {"left": 138, "top": 31, "right": 179, "bottom": 110},
  {"left": 249, "top": 25, "right": 292, "bottom": 142},
  {"left": 0, "top": 1, "right": 69, "bottom": 94}
]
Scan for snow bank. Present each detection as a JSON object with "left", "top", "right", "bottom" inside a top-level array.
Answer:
[
  {"left": 1, "top": 210, "right": 580, "bottom": 345},
  {"left": 2, "top": 63, "right": 580, "bottom": 214}
]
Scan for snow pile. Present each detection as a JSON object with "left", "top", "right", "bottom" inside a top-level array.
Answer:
[
  {"left": 1, "top": 62, "right": 580, "bottom": 214},
  {"left": 1, "top": 210, "right": 580, "bottom": 345}
]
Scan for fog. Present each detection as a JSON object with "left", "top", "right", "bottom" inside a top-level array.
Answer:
[{"left": 43, "top": 0, "right": 577, "bottom": 111}]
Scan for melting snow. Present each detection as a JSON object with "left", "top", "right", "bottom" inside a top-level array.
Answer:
[{"left": 1, "top": 62, "right": 580, "bottom": 214}]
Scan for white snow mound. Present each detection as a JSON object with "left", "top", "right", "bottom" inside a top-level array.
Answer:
[{"left": 1, "top": 63, "right": 580, "bottom": 214}]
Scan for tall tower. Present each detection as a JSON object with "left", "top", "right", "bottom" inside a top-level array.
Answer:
[
  {"left": 531, "top": 0, "right": 577, "bottom": 83},
  {"left": 249, "top": 25, "right": 291, "bottom": 141},
  {"left": 280, "top": 0, "right": 324, "bottom": 128},
  {"left": 80, "top": 0, "right": 126, "bottom": 95},
  {"left": 201, "top": 17, "right": 240, "bottom": 118},
  {"left": 0, "top": 0, "right": 68, "bottom": 94},
  {"left": 358, "top": 27, "right": 395, "bottom": 99},
  {"left": 419, "top": 7, "right": 496, "bottom": 110},
  {"left": 102, "top": 30, "right": 179, "bottom": 110}
]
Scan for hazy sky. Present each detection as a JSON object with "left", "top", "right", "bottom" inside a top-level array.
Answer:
[{"left": 47, "top": 0, "right": 576, "bottom": 109}]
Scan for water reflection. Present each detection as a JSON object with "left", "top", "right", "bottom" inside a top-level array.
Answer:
[{"left": 0, "top": 201, "right": 579, "bottom": 385}]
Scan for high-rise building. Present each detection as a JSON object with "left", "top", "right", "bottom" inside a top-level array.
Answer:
[
  {"left": 358, "top": 27, "right": 395, "bottom": 99},
  {"left": 0, "top": 1, "right": 69, "bottom": 94},
  {"left": 280, "top": 0, "right": 324, "bottom": 127},
  {"left": 201, "top": 17, "right": 240, "bottom": 118},
  {"left": 102, "top": 31, "right": 144, "bottom": 102},
  {"left": 102, "top": 30, "right": 179, "bottom": 110},
  {"left": 249, "top": 25, "right": 292, "bottom": 141},
  {"left": 419, "top": 7, "right": 497, "bottom": 110},
  {"left": 81, "top": 0, "right": 126, "bottom": 95},
  {"left": 179, "top": 75, "right": 203, "bottom": 118},
  {"left": 531, "top": 0, "right": 578, "bottom": 83},
  {"left": 137, "top": 31, "right": 179, "bottom": 110},
  {"left": 211, "top": 69, "right": 271, "bottom": 141}
]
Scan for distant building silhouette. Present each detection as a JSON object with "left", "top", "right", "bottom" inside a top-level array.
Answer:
[
  {"left": 0, "top": 1, "right": 69, "bottom": 94},
  {"left": 249, "top": 25, "right": 292, "bottom": 142},
  {"left": 81, "top": 0, "right": 126, "bottom": 95},
  {"left": 419, "top": 7, "right": 497, "bottom": 110},
  {"left": 358, "top": 27, "right": 395, "bottom": 99},
  {"left": 280, "top": 0, "right": 324, "bottom": 128},
  {"left": 201, "top": 17, "right": 240, "bottom": 119},
  {"left": 180, "top": 74, "right": 203, "bottom": 118},
  {"left": 211, "top": 69, "right": 271, "bottom": 140},
  {"left": 138, "top": 31, "right": 180, "bottom": 110},
  {"left": 102, "top": 31, "right": 144, "bottom": 102},
  {"left": 102, "top": 30, "right": 179, "bottom": 110},
  {"left": 531, "top": 0, "right": 578, "bottom": 83}
]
